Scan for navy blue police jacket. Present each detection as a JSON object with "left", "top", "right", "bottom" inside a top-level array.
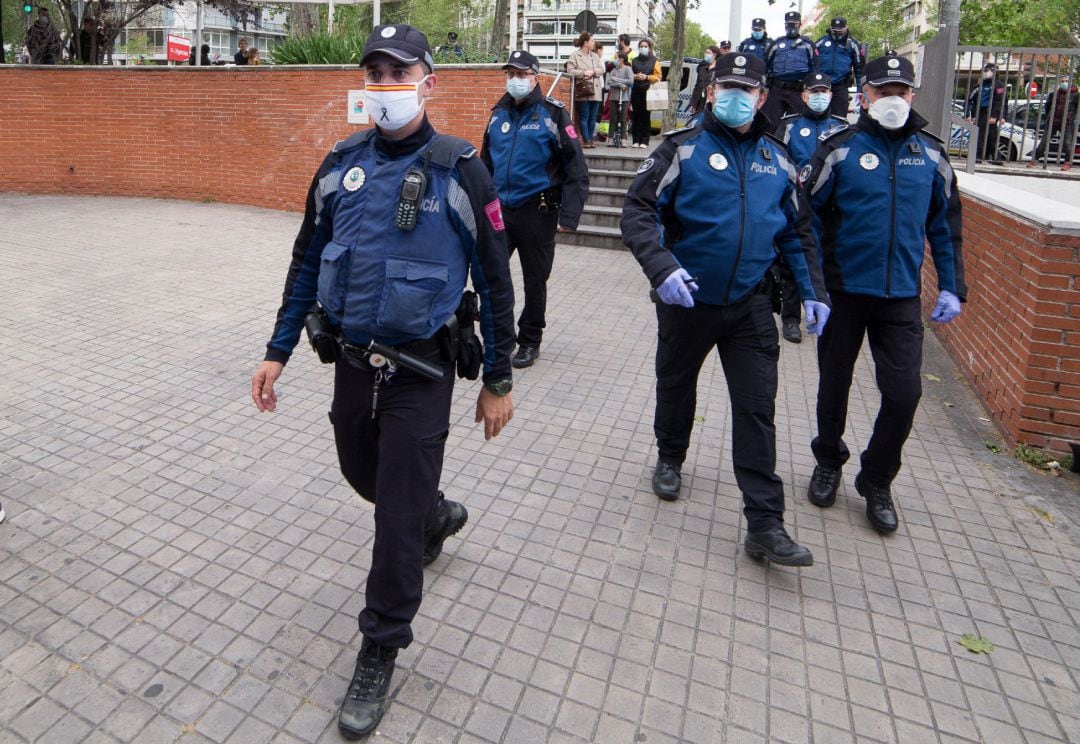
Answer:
[
  {"left": 264, "top": 118, "right": 516, "bottom": 384},
  {"left": 621, "top": 110, "right": 828, "bottom": 308},
  {"left": 766, "top": 35, "right": 817, "bottom": 82},
  {"left": 781, "top": 109, "right": 848, "bottom": 168},
  {"left": 802, "top": 109, "right": 967, "bottom": 301},
  {"left": 736, "top": 36, "right": 773, "bottom": 60},
  {"left": 480, "top": 86, "right": 589, "bottom": 229},
  {"left": 814, "top": 33, "right": 863, "bottom": 87}
]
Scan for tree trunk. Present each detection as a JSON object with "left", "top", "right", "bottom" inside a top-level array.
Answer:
[
  {"left": 291, "top": 3, "right": 319, "bottom": 37},
  {"left": 663, "top": 0, "right": 687, "bottom": 131},
  {"left": 490, "top": 0, "right": 508, "bottom": 60}
]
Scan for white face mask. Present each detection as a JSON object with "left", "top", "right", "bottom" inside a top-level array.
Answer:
[
  {"left": 868, "top": 95, "right": 910, "bottom": 130},
  {"left": 364, "top": 75, "right": 429, "bottom": 132}
]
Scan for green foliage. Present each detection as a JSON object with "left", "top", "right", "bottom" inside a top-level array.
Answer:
[
  {"left": 957, "top": 634, "right": 994, "bottom": 654},
  {"left": 959, "top": 0, "right": 1080, "bottom": 47},
  {"left": 802, "top": 0, "right": 916, "bottom": 57},
  {"left": 270, "top": 33, "right": 365, "bottom": 64},
  {"left": 651, "top": 14, "right": 715, "bottom": 61}
]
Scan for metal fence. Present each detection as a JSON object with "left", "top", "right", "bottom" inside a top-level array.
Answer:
[{"left": 948, "top": 46, "right": 1078, "bottom": 170}]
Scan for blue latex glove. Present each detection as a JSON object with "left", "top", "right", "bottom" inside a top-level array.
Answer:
[
  {"left": 930, "top": 290, "right": 961, "bottom": 323},
  {"left": 803, "top": 300, "right": 831, "bottom": 336},
  {"left": 657, "top": 268, "right": 699, "bottom": 308}
]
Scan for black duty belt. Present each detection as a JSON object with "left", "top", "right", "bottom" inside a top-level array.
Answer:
[{"left": 770, "top": 79, "right": 806, "bottom": 91}]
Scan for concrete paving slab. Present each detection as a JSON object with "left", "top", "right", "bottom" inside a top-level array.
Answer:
[{"left": 0, "top": 194, "right": 1078, "bottom": 743}]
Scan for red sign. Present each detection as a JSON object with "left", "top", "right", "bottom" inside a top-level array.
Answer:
[{"left": 167, "top": 35, "right": 191, "bottom": 62}]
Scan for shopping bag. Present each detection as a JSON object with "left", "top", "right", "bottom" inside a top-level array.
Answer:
[{"left": 646, "top": 82, "right": 669, "bottom": 111}]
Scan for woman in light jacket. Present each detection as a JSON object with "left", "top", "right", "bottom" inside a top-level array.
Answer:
[
  {"left": 630, "top": 38, "right": 662, "bottom": 148},
  {"left": 567, "top": 32, "right": 605, "bottom": 148}
]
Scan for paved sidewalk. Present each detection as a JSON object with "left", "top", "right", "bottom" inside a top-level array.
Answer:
[{"left": 1, "top": 194, "right": 1078, "bottom": 744}]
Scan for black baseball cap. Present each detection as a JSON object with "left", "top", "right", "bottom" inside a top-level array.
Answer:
[
  {"left": 504, "top": 50, "right": 540, "bottom": 74},
  {"left": 751, "top": 18, "right": 766, "bottom": 29},
  {"left": 804, "top": 71, "right": 833, "bottom": 90},
  {"left": 830, "top": 17, "right": 847, "bottom": 29},
  {"left": 863, "top": 54, "right": 915, "bottom": 87},
  {"left": 982, "top": 62, "right": 997, "bottom": 71},
  {"left": 784, "top": 11, "right": 801, "bottom": 23},
  {"left": 712, "top": 53, "right": 767, "bottom": 89},
  {"left": 360, "top": 24, "right": 435, "bottom": 73},
  {"left": 720, "top": 40, "right": 732, "bottom": 48}
]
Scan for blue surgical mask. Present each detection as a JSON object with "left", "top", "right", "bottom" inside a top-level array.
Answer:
[
  {"left": 704, "top": 54, "right": 713, "bottom": 64},
  {"left": 1061, "top": 80, "right": 1071, "bottom": 90},
  {"left": 807, "top": 92, "right": 831, "bottom": 113},
  {"left": 751, "top": 30, "right": 764, "bottom": 40},
  {"left": 713, "top": 88, "right": 758, "bottom": 127},
  {"left": 639, "top": 46, "right": 649, "bottom": 54},
  {"left": 506, "top": 77, "right": 533, "bottom": 100}
]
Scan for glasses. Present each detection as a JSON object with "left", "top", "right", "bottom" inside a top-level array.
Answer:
[{"left": 505, "top": 70, "right": 536, "bottom": 79}]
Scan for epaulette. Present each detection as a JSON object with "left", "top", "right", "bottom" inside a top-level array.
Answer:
[
  {"left": 763, "top": 131, "right": 790, "bottom": 150},
  {"left": 545, "top": 96, "right": 566, "bottom": 108},
  {"left": 819, "top": 122, "right": 850, "bottom": 141},
  {"left": 662, "top": 124, "right": 698, "bottom": 139},
  {"left": 780, "top": 112, "right": 800, "bottom": 120},
  {"left": 333, "top": 129, "right": 376, "bottom": 153},
  {"left": 919, "top": 128, "right": 945, "bottom": 145},
  {"left": 829, "top": 115, "right": 848, "bottom": 124},
  {"left": 424, "top": 134, "right": 475, "bottom": 168}
]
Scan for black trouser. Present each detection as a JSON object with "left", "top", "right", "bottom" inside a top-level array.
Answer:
[
  {"left": 975, "top": 111, "right": 1000, "bottom": 161},
  {"left": 654, "top": 294, "right": 785, "bottom": 530},
  {"left": 1035, "top": 119, "right": 1078, "bottom": 165},
  {"left": 505, "top": 200, "right": 558, "bottom": 348},
  {"left": 811, "top": 293, "right": 923, "bottom": 488},
  {"left": 763, "top": 83, "right": 805, "bottom": 127},
  {"left": 330, "top": 355, "right": 455, "bottom": 649},
  {"left": 829, "top": 83, "right": 850, "bottom": 118},
  {"left": 631, "top": 86, "right": 651, "bottom": 145},
  {"left": 778, "top": 263, "right": 801, "bottom": 323}
]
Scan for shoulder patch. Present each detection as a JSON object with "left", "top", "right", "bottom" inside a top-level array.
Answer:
[
  {"left": 819, "top": 122, "right": 850, "bottom": 141},
  {"left": 545, "top": 96, "right": 566, "bottom": 109}
]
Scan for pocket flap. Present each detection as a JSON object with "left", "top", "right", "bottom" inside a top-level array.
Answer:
[
  {"left": 321, "top": 241, "right": 349, "bottom": 262},
  {"left": 386, "top": 258, "right": 449, "bottom": 282}
]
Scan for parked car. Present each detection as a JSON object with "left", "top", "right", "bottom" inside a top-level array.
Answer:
[{"left": 948, "top": 101, "right": 1037, "bottom": 162}]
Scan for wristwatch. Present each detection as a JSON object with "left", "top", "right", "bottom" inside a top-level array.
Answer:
[{"left": 483, "top": 378, "right": 513, "bottom": 397}]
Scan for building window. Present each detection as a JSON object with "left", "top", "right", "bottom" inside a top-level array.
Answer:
[{"left": 529, "top": 21, "right": 555, "bottom": 34}]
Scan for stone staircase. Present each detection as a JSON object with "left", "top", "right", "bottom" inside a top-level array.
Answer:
[{"left": 557, "top": 146, "right": 654, "bottom": 252}]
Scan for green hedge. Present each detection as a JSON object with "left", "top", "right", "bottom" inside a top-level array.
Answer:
[{"left": 270, "top": 34, "right": 366, "bottom": 65}]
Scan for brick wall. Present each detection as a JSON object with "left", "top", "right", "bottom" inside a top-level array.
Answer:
[
  {"left": 922, "top": 195, "right": 1080, "bottom": 455},
  {"left": 0, "top": 65, "right": 570, "bottom": 212}
]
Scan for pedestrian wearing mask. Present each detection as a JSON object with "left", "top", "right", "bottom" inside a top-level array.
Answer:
[
  {"left": 250, "top": 24, "right": 516, "bottom": 738},
  {"left": 567, "top": 32, "right": 605, "bottom": 148},
  {"left": 630, "top": 38, "right": 661, "bottom": 148},
  {"left": 802, "top": 54, "right": 966, "bottom": 535},
  {"left": 776, "top": 71, "right": 848, "bottom": 343},
  {"left": 621, "top": 53, "right": 831, "bottom": 567},
  {"left": 763, "top": 11, "right": 819, "bottom": 125},
  {"left": 815, "top": 18, "right": 864, "bottom": 117},
  {"left": 481, "top": 50, "right": 589, "bottom": 369},
  {"left": 691, "top": 46, "right": 723, "bottom": 116},
  {"left": 965, "top": 62, "right": 1006, "bottom": 163},
  {"left": 737, "top": 18, "right": 771, "bottom": 60},
  {"left": 1030, "top": 74, "right": 1078, "bottom": 171}
]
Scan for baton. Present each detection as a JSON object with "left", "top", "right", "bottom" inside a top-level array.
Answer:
[{"left": 368, "top": 340, "right": 444, "bottom": 382}]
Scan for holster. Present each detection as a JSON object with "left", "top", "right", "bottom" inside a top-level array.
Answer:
[
  {"left": 304, "top": 306, "right": 339, "bottom": 364},
  {"left": 454, "top": 291, "right": 482, "bottom": 380},
  {"left": 759, "top": 264, "right": 783, "bottom": 315}
]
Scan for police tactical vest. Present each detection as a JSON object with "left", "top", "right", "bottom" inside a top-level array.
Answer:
[
  {"left": 318, "top": 133, "right": 475, "bottom": 346},
  {"left": 769, "top": 38, "right": 813, "bottom": 79}
]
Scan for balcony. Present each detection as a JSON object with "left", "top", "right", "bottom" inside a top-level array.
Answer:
[{"left": 524, "top": 0, "right": 619, "bottom": 12}]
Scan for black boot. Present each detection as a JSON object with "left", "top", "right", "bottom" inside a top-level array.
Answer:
[
  {"left": 744, "top": 526, "right": 814, "bottom": 566},
  {"left": 338, "top": 638, "right": 397, "bottom": 740},
  {"left": 855, "top": 472, "right": 898, "bottom": 534},
  {"left": 423, "top": 492, "right": 468, "bottom": 566},
  {"left": 807, "top": 465, "right": 842, "bottom": 507},
  {"left": 651, "top": 460, "right": 682, "bottom": 501}
]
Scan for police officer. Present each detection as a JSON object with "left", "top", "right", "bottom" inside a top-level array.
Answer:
[
  {"left": 776, "top": 71, "right": 848, "bottom": 343},
  {"left": 621, "top": 53, "right": 831, "bottom": 567},
  {"left": 250, "top": 24, "right": 516, "bottom": 739},
  {"left": 763, "top": 11, "right": 818, "bottom": 125},
  {"left": 719, "top": 40, "right": 732, "bottom": 54},
  {"left": 737, "top": 18, "right": 771, "bottom": 60},
  {"left": 965, "top": 62, "right": 1006, "bottom": 162},
  {"left": 815, "top": 18, "right": 863, "bottom": 118},
  {"left": 802, "top": 54, "right": 966, "bottom": 535},
  {"left": 481, "top": 50, "right": 589, "bottom": 369}
]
